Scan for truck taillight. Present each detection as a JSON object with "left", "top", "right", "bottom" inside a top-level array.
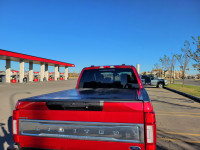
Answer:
[
  {"left": 15, "top": 101, "right": 21, "bottom": 110},
  {"left": 13, "top": 110, "right": 19, "bottom": 142},
  {"left": 145, "top": 112, "right": 155, "bottom": 124},
  {"left": 145, "top": 112, "right": 156, "bottom": 150},
  {"left": 13, "top": 120, "right": 17, "bottom": 134},
  {"left": 146, "top": 125, "right": 154, "bottom": 143}
]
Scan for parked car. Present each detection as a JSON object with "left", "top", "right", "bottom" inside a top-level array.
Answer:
[
  {"left": 0, "top": 75, "right": 6, "bottom": 82},
  {"left": 11, "top": 65, "right": 156, "bottom": 150},
  {"left": 140, "top": 75, "right": 168, "bottom": 88}
]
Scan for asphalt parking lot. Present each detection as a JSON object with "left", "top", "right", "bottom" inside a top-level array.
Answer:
[
  {"left": 0, "top": 80, "right": 77, "bottom": 150},
  {"left": 0, "top": 80, "right": 200, "bottom": 150},
  {"left": 147, "top": 87, "right": 200, "bottom": 150}
]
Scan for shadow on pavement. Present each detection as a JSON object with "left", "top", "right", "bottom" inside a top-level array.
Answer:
[
  {"left": 157, "top": 129, "right": 200, "bottom": 150},
  {"left": 151, "top": 98, "right": 200, "bottom": 110},
  {"left": 0, "top": 116, "right": 14, "bottom": 150},
  {"left": 156, "top": 145, "right": 169, "bottom": 150}
]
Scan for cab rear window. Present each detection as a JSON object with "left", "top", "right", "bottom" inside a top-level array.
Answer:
[{"left": 78, "top": 68, "right": 139, "bottom": 89}]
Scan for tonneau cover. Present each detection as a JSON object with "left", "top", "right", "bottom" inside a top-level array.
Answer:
[{"left": 19, "top": 88, "right": 147, "bottom": 102}]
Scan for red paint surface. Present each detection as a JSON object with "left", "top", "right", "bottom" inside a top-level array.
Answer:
[
  {"left": 16, "top": 102, "right": 49, "bottom": 110},
  {"left": 33, "top": 78, "right": 38, "bottom": 82},
  {"left": 16, "top": 101, "right": 148, "bottom": 149},
  {"left": 49, "top": 78, "right": 53, "bottom": 81},
  {"left": 34, "top": 72, "right": 40, "bottom": 74},
  {"left": 144, "top": 112, "right": 157, "bottom": 149},
  {"left": 0, "top": 49, "right": 75, "bottom": 67},
  {"left": 144, "top": 102, "right": 154, "bottom": 113},
  {"left": 15, "top": 102, "right": 156, "bottom": 150},
  {"left": 11, "top": 79, "right": 17, "bottom": 83},
  {"left": 18, "top": 102, "right": 144, "bottom": 123},
  {"left": 19, "top": 136, "right": 146, "bottom": 150}
]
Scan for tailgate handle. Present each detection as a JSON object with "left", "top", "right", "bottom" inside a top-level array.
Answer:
[{"left": 46, "top": 101, "right": 103, "bottom": 111}]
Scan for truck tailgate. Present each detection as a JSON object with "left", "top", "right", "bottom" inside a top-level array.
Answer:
[{"left": 16, "top": 89, "right": 146, "bottom": 150}]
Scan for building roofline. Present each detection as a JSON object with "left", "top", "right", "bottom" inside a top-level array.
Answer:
[{"left": 0, "top": 49, "right": 75, "bottom": 67}]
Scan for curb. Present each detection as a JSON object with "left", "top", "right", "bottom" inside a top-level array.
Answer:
[{"left": 164, "top": 87, "right": 200, "bottom": 103}]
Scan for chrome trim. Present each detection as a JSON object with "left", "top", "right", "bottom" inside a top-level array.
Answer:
[{"left": 19, "top": 119, "right": 144, "bottom": 143}]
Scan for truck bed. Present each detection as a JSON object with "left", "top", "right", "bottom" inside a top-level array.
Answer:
[{"left": 20, "top": 88, "right": 149, "bottom": 102}]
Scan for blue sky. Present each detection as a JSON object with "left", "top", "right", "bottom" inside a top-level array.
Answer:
[{"left": 0, "top": 0, "right": 200, "bottom": 74}]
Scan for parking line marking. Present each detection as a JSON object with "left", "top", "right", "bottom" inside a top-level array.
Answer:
[
  {"left": 158, "top": 138, "right": 200, "bottom": 144},
  {"left": 156, "top": 114, "right": 200, "bottom": 118},
  {"left": 156, "top": 111, "right": 200, "bottom": 115},
  {"left": 157, "top": 131, "right": 200, "bottom": 137}
]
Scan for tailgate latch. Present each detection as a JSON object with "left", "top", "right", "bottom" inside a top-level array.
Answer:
[{"left": 129, "top": 146, "right": 141, "bottom": 150}]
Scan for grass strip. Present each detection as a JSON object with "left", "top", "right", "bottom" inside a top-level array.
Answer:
[{"left": 167, "top": 84, "right": 200, "bottom": 98}]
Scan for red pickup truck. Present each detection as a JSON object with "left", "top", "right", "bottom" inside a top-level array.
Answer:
[{"left": 11, "top": 65, "right": 156, "bottom": 150}]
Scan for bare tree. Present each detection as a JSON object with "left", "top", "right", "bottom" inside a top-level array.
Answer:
[
  {"left": 160, "top": 55, "right": 170, "bottom": 79},
  {"left": 175, "top": 41, "right": 191, "bottom": 86},
  {"left": 190, "top": 36, "right": 200, "bottom": 72},
  {"left": 153, "top": 63, "right": 162, "bottom": 77},
  {"left": 170, "top": 55, "right": 176, "bottom": 84},
  {"left": 159, "top": 58, "right": 164, "bottom": 78}
]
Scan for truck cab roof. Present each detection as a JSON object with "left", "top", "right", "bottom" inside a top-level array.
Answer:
[{"left": 84, "top": 65, "right": 135, "bottom": 70}]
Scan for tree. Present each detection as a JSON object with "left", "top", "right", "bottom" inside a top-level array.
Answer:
[
  {"left": 160, "top": 55, "right": 170, "bottom": 79},
  {"left": 159, "top": 58, "right": 164, "bottom": 78},
  {"left": 190, "top": 36, "right": 200, "bottom": 72},
  {"left": 153, "top": 63, "right": 162, "bottom": 77},
  {"left": 170, "top": 55, "right": 176, "bottom": 84},
  {"left": 197, "top": 74, "right": 200, "bottom": 79},
  {"left": 175, "top": 40, "right": 191, "bottom": 86}
]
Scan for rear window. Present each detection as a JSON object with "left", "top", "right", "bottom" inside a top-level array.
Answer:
[{"left": 78, "top": 68, "right": 139, "bottom": 89}]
